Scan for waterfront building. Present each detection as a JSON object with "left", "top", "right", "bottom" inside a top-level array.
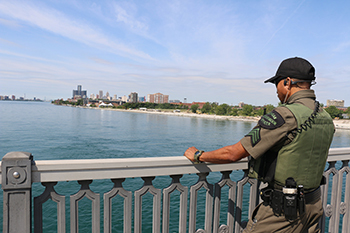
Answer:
[
  {"left": 129, "top": 92, "right": 138, "bottom": 103},
  {"left": 147, "top": 93, "right": 169, "bottom": 103},
  {"left": 121, "top": 95, "right": 128, "bottom": 102},
  {"left": 139, "top": 96, "right": 145, "bottom": 102},
  {"left": 327, "top": 99, "right": 345, "bottom": 107},
  {"left": 90, "top": 93, "right": 95, "bottom": 99},
  {"left": 238, "top": 102, "right": 245, "bottom": 108},
  {"left": 73, "top": 85, "right": 87, "bottom": 99},
  {"left": 113, "top": 94, "right": 117, "bottom": 100},
  {"left": 171, "top": 101, "right": 206, "bottom": 109},
  {"left": 99, "top": 90, "right": 103, "bottom": 99}
]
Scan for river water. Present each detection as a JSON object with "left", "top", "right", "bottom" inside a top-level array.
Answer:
[{"left": 1, "top": 101, "right": 349, "bottom": 232}]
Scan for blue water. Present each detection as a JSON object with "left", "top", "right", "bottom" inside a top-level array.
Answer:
[{"left": 1, "top": 101, "right": 349, "bottom": 232}]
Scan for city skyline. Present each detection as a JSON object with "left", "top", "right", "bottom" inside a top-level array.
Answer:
[
  {"left": 73, "top": 84, "right": 171, "bottom": 103},
  {"left": 1, "top": 84, "right": 349, "bottom": 107},
  {"left": 1, "top": 1, "right": 350, "bottom": 106}
]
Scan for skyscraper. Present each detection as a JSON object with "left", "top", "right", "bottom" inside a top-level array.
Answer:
[
  {"left": 128, "top": 92, "right": 138, "bottom": 103},
  {"left": 73, "top": 85, "right": 87, "bottom": 98}
]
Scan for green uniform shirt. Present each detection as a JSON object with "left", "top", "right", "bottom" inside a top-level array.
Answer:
[{"left": 240, "top": 89, "right": 320, "bottom": 159}]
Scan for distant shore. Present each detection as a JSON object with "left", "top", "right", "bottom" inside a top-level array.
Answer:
[
  {"left": 79, "top": 106, "right": 350, "bottom": 130},
  {"left": 333, "top": 120, "right": 350, "bottom": 130},
  {"left": 0, "top": 99, "right": 43, "bottom": 102}
]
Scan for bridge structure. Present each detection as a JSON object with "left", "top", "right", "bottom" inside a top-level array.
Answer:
[{"left": 1, "top": 147, "right": 349, "bottom": 233}]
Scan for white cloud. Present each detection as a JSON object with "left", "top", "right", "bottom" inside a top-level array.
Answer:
[
  {"left": 0, "top": 1, "right": 153, "bottom": 61},
  {"left": 112, "top": 2, "right": 148, "bottom": 32}
]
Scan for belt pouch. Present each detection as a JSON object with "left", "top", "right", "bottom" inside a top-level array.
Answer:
[{"left": 271, "top": 190, "right": 283, "bottom": 216}]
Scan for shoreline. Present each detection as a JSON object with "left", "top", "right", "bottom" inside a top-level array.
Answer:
[
  {"left": 76, "top": 105, "right": 350, "bottom": 130},
  {"left": 333, "top": 119, "right": 350, "bottom": 130}
]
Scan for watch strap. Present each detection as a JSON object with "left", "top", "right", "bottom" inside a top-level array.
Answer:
[{"left": 194, "top": 150, "right": 204, "bottom": 164}]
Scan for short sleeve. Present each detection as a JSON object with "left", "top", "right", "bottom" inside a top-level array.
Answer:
[{"left": 240, "top": 107, "right": 297, "bottom": 159}]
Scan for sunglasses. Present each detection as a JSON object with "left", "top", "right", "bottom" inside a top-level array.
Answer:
[{"left": 274, "top": 78, "right": 316, "bottom": 87}]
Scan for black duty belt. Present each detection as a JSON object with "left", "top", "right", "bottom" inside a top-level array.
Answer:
[
  {"left": 304, "top": 187, "right": 321, "bottom": 204},
  {"left": 260, "top": 186, "right": 321, "bottom": 219},
  {"left": 264, "top": 187, "right": 321, "bottom": 204}
]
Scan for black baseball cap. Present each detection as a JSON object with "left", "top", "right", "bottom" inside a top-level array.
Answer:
[{"left": 264, "top": 57, "right": 316, "bottom": 84}]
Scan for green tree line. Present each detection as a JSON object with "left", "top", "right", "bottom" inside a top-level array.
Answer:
[
  {"left": 324, "top": 106, "right": 350, "bottom": 119},
  {"left": 122, "top": 102, "right": 276, "bottom": 116},
  {"left": 52, "top": 99, "right": 83, "bottom": 106}
]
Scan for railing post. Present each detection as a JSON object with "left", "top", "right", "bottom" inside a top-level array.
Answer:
[{"left": 1, "top": 152, "right": 33, "bottom": 233}]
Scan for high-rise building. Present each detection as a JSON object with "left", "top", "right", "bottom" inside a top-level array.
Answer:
[
  {"left": 147, "top": 93, "right": 169, "bottom": 104},
  {"left": 121, "top": 95, "right": 128, "bottom": 102},
  {"left": 129, "top": 92, "right": 138, "bottom": 103},
  {"left": 99, "top": 90, "right": 103, "bottom": 99},
  {"left": 73, "top": 85, "right": 87, "bottom": 98}
]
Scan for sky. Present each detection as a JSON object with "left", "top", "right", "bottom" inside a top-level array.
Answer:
[{"left": 0, "top": 0, "right": 349, "bottom": 106}]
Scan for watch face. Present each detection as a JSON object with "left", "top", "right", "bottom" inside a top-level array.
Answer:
[{"left": 194, "top": 150, "right": 203, "bottom": 163}]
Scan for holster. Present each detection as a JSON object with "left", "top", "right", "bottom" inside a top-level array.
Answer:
[{"left": 260, "top": 187, "right": 283, "bottom": 215}]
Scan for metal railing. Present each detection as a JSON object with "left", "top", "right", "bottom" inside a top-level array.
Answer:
[{"left": 1, "top": 147, "right": 349, "bottom": 233}]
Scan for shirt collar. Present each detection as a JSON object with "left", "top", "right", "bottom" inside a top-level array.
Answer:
[{"left": 286, "top": 89, "right": 316, "bottom": 104}]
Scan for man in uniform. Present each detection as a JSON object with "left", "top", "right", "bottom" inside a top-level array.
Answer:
[{"left": 184, "top": 57, "right": 334, "bottom": 232}]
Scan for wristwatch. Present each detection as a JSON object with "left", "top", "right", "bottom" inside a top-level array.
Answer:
[{"left": 194, "top": 150, "right": 204, "bottom": 163}]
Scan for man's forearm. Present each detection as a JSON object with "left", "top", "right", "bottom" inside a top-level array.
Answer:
[{"left": 184, "top": 142, "right": 250, "bottom": 164}]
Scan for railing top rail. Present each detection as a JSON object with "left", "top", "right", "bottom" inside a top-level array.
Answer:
[
  {"left": 0, "top": 147, "right": 349, "bottom": 184},
  {"left": 327, "top": 147, "right": 350, "bottom": 161},
  {"left": 31, "top": 157, "right": 248, "bottom": 183}
]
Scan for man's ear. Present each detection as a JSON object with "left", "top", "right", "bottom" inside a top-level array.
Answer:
[{"left": 284, "top": 77, "right": 291, "bottom": 89}]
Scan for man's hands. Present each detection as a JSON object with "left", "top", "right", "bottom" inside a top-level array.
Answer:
[{"left": 184, "top": 146, "right": 199, "bottom": 162}]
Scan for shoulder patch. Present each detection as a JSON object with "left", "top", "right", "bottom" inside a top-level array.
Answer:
[
  {"left": 245, "top": 127, "right": 261, "bottom": 147},
  {"left": 258, "top": 110, "right": 285, "bottom": 129}
]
